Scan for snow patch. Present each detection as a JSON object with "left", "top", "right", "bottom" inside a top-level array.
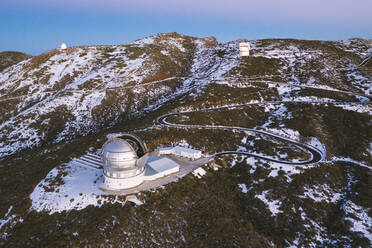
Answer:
[
  {"left": 344, "top": 201, "right": 372, "bottom": 243},
  {"left": 0, "top": 206, "right": 24, "bottom": 239},
  {"left": 238, "top": 184, "right": 248, "bottom": 194},
  {"left": 335, "top": 104, "right": 372, "bottom": 114},
  {"left": 299, "top": 184, "right": 342, "bottom": 203},
  {"left": 255, "top": 190, "right": 282, "bottom": 216},
  {"left": 30, "top": 162, "right": 125, "bottom": 214}
]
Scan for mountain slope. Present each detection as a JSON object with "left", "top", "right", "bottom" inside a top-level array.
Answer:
[
  {"left": 0, "top": 35, "right": 370, "bottom": 158},
  {"left": 0, "top": 33, "right": 371, "bottom": 247},
  {"left": 0, "top": 51, "right": 30, "bottom": 72},
  {"left": 0, "top": 33, "right": 225, "bottom": 156}
]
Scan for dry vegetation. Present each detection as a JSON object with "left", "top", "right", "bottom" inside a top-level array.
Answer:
[{"left": 0, "top": 51, "right": 30, "bottom": 72}]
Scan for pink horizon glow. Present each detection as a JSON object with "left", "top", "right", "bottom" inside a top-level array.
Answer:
[{"left": 4, "top": 0, "right": 372, "bottom": 24}]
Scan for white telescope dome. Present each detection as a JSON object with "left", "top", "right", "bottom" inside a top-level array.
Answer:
[
  {"left": 101, "top": 138, "right": 145, "bottom": 178},
  {"left": 101, "top": 135, "right": 150, "bottom": 189},
  {"left": 60, "top": 43, "right": 67, "bottom": 50}
]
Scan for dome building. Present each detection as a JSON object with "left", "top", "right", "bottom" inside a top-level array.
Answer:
[
  {"left": 98, "top": 133, "right": 192, "bottom": 191},
  {"left": 101, "top": 136, "right": 148, "bottom": 189},
  {"left": 60, "top": 43, "right": 67, "bottom": 50}
]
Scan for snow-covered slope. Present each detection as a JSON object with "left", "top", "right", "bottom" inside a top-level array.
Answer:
[
  {"left": 0, "top": 34, "right": 370, "bottom": 158},
  {"left": 0, "top": 34, "right": 222, "bottom": 157}
]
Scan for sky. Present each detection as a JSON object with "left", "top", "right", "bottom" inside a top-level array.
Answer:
[{"left": 1, "top": 0, "right": 371, "bottom": 55}]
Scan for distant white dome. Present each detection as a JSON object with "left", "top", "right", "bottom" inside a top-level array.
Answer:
[{"left": 60, "top": 43, "right": 67, "bottom": 50}]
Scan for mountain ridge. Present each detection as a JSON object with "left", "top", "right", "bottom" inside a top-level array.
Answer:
[{"left": 0, "top": 33, "right": 370, "bottom": 158}]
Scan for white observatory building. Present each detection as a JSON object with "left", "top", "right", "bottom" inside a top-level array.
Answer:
[
  {"left": 60, "top": 43, "right": 67, "bottom": 50},
  {"left": 239, "top": 42, "right": 250, "bottom": 56},
  {"left": 101, "top": 137, "right": 147, "bottom": 189},
  {"left": 99, "top": 134, "right": 194, "bottom": 190},
  {"left": 101, "top": 137, "right": 149, "bottom": 189}
]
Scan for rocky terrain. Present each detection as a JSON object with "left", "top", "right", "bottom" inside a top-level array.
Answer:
[{"left": 0, "top": 33, "right": 371, "bottom": 247}]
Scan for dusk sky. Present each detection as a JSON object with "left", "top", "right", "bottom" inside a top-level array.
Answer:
[{"left": 1, "top": 0, "right": 371, "bottom": 55}]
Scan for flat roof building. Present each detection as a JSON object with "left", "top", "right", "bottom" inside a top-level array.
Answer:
[
  {"left": 157, "top": 146, "right": 202, "bottom": 160},
  {"left": 145, "top": 156, "right": 180, "bottom": 180},
  {"left": 239, "top": 42, "right": 250, "bottom": 56}
]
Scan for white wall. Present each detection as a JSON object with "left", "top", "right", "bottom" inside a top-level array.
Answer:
[
  {"left": 157, "top": 147, "right": 202, "bottom": 160},
  {"left": 104, "top": 174, "right": 144, "bottom": 189}
]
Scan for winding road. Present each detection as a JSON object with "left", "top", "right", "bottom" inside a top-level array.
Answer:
[
  {"left": 157, "top": 88, "right": 371, "bottom": 166},
  {"left": 357, "top": 55, "right": 372, "bottom": 68},
  {"left": 157, "top": 107, "right": 324, "bottom": 165}
]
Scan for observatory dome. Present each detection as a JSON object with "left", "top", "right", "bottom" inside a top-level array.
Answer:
[
  {"left": 100, "top": 134, "right": 150, "bottom": 189},
  {"left": 101, "top": 138, "right": 145, "bottom": 179},
  {"left": 60, "top": 43, "right": 67, "bottom": 50}
]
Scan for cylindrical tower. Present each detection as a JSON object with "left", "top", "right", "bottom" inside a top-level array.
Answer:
[{"left": 101, "top": 137, "right": 146, "bottom": 189}]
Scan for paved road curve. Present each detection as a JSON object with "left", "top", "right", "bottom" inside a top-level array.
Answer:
[
  {"left": 157, "top": 72, "right": 372, "bottom": 166},
  {"left": 157, "top": 86, "right": 372, "bottom": 165},
  {"left": 158, "top": 110, "right": 324, "bottom": 165}
]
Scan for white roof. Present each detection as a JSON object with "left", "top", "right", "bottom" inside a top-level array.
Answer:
[
  {"left": 147, "top": 157, "right": 179, "bottom": 173},
  {"left": 103, "top": 138, "right": 134, "bottom": 153},
  {"left": 174, "top": 146, "right": 201, "bottom": 154},
  {"left": 157, "top": 147, "right": 174, "bottom": 151},
  {"left": 158, "top": 146, "right": 201, "bottom": 154}
]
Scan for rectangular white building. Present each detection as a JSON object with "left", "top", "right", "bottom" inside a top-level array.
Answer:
[
  {"left": 157, "top": 147, "right": 175, "bottom": 155},
  {"left": 157, "top": 146, "right": 202, "bottom": 160},
  {"left": 239, "top": 42, "right": 250, "bottom": 56},
  {"left": 145, "top": 157, "right": 179, "bottom": 180}
]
